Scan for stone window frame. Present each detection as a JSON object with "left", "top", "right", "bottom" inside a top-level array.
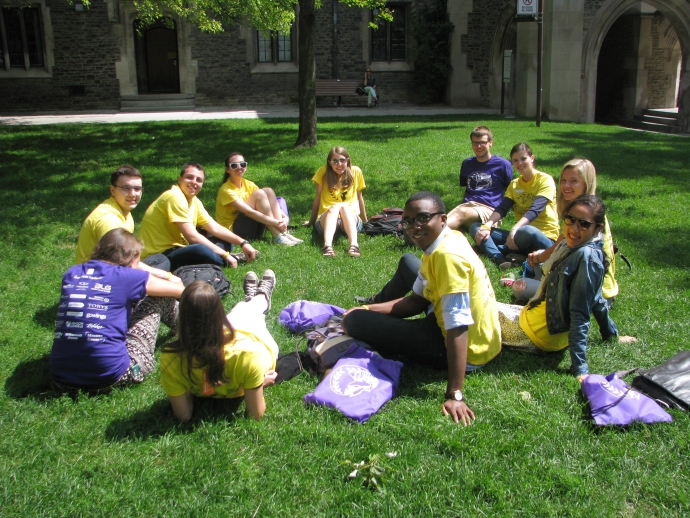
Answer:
[
  {"left": 361, "top": 0, "right": 413, "bottom": 73},
  {"left": 243, "top": 11, "right": 298, "bottom": 74},
  {"left": 0, "top": 0, "right": 53, "bottom": 78},
  {"left": 257, "top": 30, "right": 293, "bottom": 64}
]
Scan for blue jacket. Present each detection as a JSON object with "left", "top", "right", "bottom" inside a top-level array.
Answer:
[{"left": 534, "top": 240, "right": 618, "bottom": 375}]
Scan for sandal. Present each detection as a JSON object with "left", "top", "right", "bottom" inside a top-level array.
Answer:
[
  {"left": 348, "top": 245, "right": 361, "bottom": 257},
  {"left": 322, "top": 245, "right": 335, "bottom": 257}
]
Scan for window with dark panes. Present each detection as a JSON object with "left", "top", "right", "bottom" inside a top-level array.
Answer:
[
  {"left": 257, "top": 30, "right": 292, "bottom": 64},
  {"left": 371, "top": 4, "right": 406, "bottom": 62},
  {"left": 0, "top": 6, "right": 45, "bottom": 71}
]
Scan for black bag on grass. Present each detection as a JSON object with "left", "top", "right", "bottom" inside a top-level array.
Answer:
[
  {"left": 173, "top": 264, "right": 231, "bottom": 297},
  {"left": 362, "top": 208, "right": 404, "bottom": 238},
  {"left": 631, "top": 351, "right": 690, "bottom": 411}
]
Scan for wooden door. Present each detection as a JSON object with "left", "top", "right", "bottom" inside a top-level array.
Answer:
[{"left": 145, "top": 25, "right": 179, "bottom": 93}]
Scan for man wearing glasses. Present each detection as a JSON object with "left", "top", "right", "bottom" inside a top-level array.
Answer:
[
  {"left": 446, "top": 126, "right": 513, "bottom": 232},
  {"left": 75, "top": 165, "right": 180, "bottom": 281},
  {"left": 343, "top": 191, "right": 501, "bottom": 425}
]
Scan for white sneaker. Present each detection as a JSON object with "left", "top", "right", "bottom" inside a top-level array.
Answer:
[
  {"left": 284, "top": 232, "right": 303, "bottom": 244},
  {"left": 272, "top": 233, "right": 298, "bottom": 246}
]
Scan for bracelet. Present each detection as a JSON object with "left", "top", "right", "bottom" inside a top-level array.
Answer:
[
  {"left": 166, "top": 272, "right": 173, "bottom": 280},
  {"left": 480, "top": 224, "right": 492, "bottom": 230},
  {"left": 222, "top": 251, "right": 231, "bottom": 259},
  {"left": 360, "top": 305, "right": 370, "bottom": 310},
  {"left": 239, "top": 240, "right": 250, "bottom": 247}
]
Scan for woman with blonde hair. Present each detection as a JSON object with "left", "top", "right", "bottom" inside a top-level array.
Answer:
[
  {"left": 304, "top": 146, "right": 368, "bottom": 257},
  {"left": 513, "top": 157, "right": 619, "bottom": 307}
]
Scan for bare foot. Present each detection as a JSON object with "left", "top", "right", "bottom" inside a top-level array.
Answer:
[{"left": 619, "top": 336, "right": 638, "bottom": 343}]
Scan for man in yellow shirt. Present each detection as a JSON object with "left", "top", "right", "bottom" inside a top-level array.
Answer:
[
  {"left": 342, "top": 191, "right": 501, "bottom": 426},
  {"left": 75, "top": 165, "right": 180, "bottom": 282}
]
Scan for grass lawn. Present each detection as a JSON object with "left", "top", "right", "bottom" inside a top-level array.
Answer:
[{"left": 1, "top": 115, "right": 689, "bottom": 516}]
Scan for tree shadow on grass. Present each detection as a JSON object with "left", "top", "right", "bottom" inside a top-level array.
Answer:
[{"left": 104, "top": 397, "right": 244, "bottom": 442}]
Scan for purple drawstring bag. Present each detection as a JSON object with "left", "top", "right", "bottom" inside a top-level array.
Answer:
[
  {"left": 581, "top": 372, "right": 673, "bottom": 426},
  {"left": 304, "top": 344, "right": 403, "bottom": 423},
  {"left": 279, "top": 300, "right": 346, "bottom": 334}
]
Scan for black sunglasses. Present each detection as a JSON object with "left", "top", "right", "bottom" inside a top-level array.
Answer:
[
  {"left": 229, "top": 162, "right": 248, "bottom": 169},
  {"left": 401, "top": 212, "right": 444, "bottom": 229},
  {"left": 563, "top": 213, "right": 594, "bottom": 230}
]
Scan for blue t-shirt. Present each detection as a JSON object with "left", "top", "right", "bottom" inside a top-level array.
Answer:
[
  {"left": 50, "top": 261, "right": 149, "bottom": 387},
  {"left": 459, "top": 155, "right": 513, "bottom": 209}
]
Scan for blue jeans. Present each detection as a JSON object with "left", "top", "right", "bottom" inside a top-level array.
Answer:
[
  {"left": 364, "top": 86, "right": 377, "bottom": 105},
  {"left": 143, "top": 244, "right": 225, "bottom": 272},
  {"left": 469, "top": 223, "right": 554, "bottom": 262}
]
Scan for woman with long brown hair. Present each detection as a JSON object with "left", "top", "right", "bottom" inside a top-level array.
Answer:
[
  {"left": 160, "top": 270, "right": 278, "bottom": 422},
  {"left": 304, "top": 146, "right": 368, "bottom": 257}
]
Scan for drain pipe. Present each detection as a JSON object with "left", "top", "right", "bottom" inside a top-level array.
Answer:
[{"left": 332, "top": 0, "right": 339, "bottom": 79}]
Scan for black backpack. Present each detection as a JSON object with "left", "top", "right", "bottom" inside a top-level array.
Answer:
[
  {"left": 631, "top": 351, "right": 690, "bottom": 411},
  {"left": 362, "top": 208, "right": 404, "bottom": 238},
  {"left": 173, "top": 264, "right": 231, "bottom": 297}
]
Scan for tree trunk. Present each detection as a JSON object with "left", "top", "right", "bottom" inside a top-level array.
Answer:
[{"left": 295, "top": 0, "right": 318, "bottom": 148}]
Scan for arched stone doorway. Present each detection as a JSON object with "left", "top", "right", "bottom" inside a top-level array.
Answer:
[
  {"left": 490, "top": 7, "right": 517, "bottom": 113},
  {"left": 134, "top": 18, "right": 181, "bottom": 94},
  {"left": 582, "top": 0, "right": 690, "bottom": 132}
]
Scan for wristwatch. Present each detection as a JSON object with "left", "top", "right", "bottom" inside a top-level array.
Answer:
[
  {"left": 239, "top": 240, "right": 250, "bottom": 247},
  {"left": 444, "top": 389, "right": 463, "bottom": 401}
]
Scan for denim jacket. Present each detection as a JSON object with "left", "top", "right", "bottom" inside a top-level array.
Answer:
[{"left": 537, "top": 240, "right": 618, "bottom": 375}]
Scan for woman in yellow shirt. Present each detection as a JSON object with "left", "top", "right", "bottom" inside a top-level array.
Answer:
[{"left": 160, "top": 271, "right": 278, "bottom": 422}]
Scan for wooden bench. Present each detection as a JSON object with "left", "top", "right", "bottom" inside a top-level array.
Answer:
[{"left": 315, "top": 80, "right": 362, "bottom": 106}]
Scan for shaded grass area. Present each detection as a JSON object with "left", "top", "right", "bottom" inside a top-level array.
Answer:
[{"left": 1, "top": 116, "right": 689, "bottom": 516}]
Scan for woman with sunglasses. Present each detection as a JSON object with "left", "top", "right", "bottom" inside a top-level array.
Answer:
[
  {"left": 304, "top": 146, "right": 368, "bottom": 257},
  {"left": 497, "top": 195, "right": 635, "bottom": 378},
  {"left": 469, "top": 143, "right": 560, "bottom": 269},
  {"left": 512, "top": 158, "right": 619, "bottom": 311},
  {"left": 216, "top": 152, "right": 302, "bottom": 247}
]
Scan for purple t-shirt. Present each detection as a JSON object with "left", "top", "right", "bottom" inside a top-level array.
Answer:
[
  {"left": 50, "top": 261, "right": 149, "bottom": 387},
  {"left": 459, "top": 155, "right": 513, "bottom": 209}
]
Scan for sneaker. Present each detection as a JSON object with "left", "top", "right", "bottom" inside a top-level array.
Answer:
[
  {"left": 354, "top": 294, "right": 377, "bottom": 305},
  {"left": 284, "top": 232, "right": 304, "bottom": 244},
  {"left": 256, "top": 269, "right": 276, "bottom": 313},
  {"left": 272, "top": 233, "right": 298, "bottom": 246},
  {"left": 231, "top": 250, "right": 261, "bottom": 264},
  {"left": 243, "top": 271, "right": 259, "bottom": 301}
]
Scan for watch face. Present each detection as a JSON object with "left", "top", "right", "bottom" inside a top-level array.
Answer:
[{"left": 453, "top": 390, "right": 463, "bottom": 401}]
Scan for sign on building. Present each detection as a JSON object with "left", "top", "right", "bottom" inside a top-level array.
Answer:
[{"left": 516, "top": 0, "right": 538, "bottom": 17}]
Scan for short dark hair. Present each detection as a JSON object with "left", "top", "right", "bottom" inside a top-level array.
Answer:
[
  {"left": 510, "top": 142, "right": 534, "bottom": 158},
  {"left": 180, "top": 163, "right": 205, "bottom": 177},
  {"left": 110, "top": 165, "right": 141, "bottom": 186},
  {"left": 564, "top": 194, "right": 606, "bottom": 226},
  {"left": 470, "top": 126, "right": 492, "bottom": 141},
  {"left": 91, "top": 228, "right": 143, "bottom": 266},
  {"left": 405, "top": 191, "right": 445, "bottom": 213}
]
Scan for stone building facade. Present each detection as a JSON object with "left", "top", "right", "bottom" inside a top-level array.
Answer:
[{"left": 1, "top": 0, "right": 688, "bottom": 131}]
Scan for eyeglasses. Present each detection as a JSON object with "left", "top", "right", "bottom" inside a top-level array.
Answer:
[
  {"left": 401, "top": 212, "right": 444, "bottom": 229},
  {"left": 229, "top": 162, "right": 248, "bottom": 169},
  {"left": 471, "top": 140, "right": 490, "bottom": 147},
  {"left": 563, "top": 213, "right": 594, "bottom": 230},
  {"left": 330, "top": 158, "right": 348, "bottom": 165},
  {"left": 114, "top": 186, "right": 143, "bottom": 194}
]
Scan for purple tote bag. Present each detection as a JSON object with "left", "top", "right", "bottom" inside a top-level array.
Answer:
[
  {"left": 279, "top": 300, "right": 345, "bottom": 334},
  {"left": 581, "top": 372, "right": 673, "bottom": 426},
  {"left": 304, "top": 344, "right": 403, "bottom": 423}
]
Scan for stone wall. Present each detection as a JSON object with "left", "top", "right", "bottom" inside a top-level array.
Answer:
[{"left": 0, "top": 0, "right": 121, "bottom": 112}]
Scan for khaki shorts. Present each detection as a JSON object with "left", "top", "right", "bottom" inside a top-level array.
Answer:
[{"left": 453, "top": 201, "right": 498, "bottom": 225}]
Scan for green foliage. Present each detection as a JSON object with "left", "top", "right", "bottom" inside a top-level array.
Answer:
[
  {"left": 342, "top": 452, "right": 395, "bottom": 491},
  {"left": 1, "top": 116, "right": 689, "bottom": 515},
  {"left": 410, "top": 0, "right": 454, "bottom": 104}
]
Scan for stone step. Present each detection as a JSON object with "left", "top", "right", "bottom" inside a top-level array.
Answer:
[
  {"left": 633, "top": 114, "right": 679, "bottom": 126},
  {"left": 643, "top": 108, "right": 678, "bottom": 120},
  {"left": 120, "top": 94, "right": 195, "bottom": 112},
  {"left": 621, "top": 119, "right": 683, "bottom": 134}
]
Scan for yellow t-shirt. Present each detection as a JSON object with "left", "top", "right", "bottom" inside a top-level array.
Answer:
[
  {"left": 139, "top": 184, "right": 212, "bottom": 259},
  {"left": 75, "top": 197, "right": 134, "bottom": 264},
  {"left": 519, "top": 301, "right": 569, "bottom": 351},
  {"left": 159, "top": 330, "right": 277, "bottom": 398},
  {"left": 602, "top": 217, "right": 619, "bottom": 299},
  {"left": 311, "top": 165, "right": 366, "bottom": 217},
  {"left": 419, "top": 230, "right": 502, "bottom": 365},
  {"left": 215, "top": 177, "right": 259, "bottom": 230},
  {"left": 505, "top": 171, "right": 560, "bottom": 240}
]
